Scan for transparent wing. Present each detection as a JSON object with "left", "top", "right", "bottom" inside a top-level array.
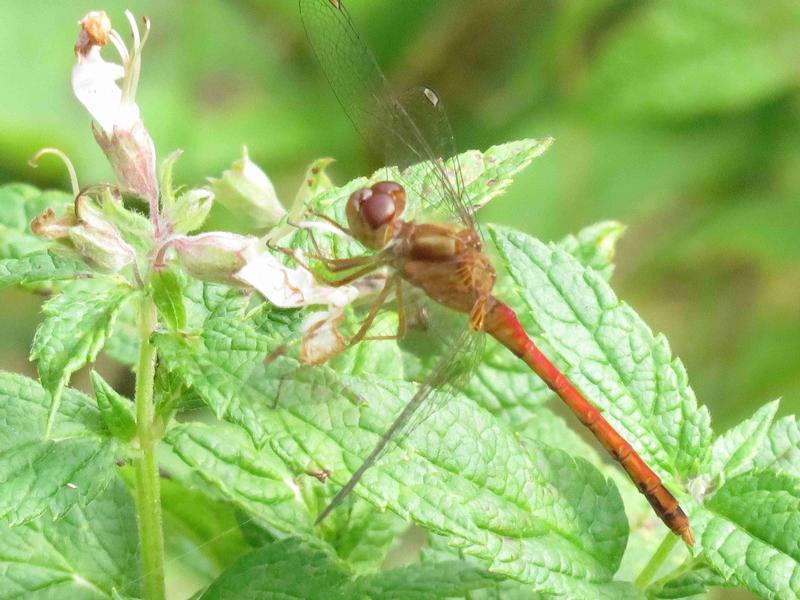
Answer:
[
  {"left": 299, "top": 0, "right": 473, "bottom": 228},
  {"left": 315, "top": 326, "right": 484, "bottom": 524}
]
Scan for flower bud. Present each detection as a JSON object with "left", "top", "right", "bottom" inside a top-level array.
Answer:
[
  {"left": 174, "top": 232, "right": 259, "bottom": 284},
  {"left": 92, "top": 119, "right": 158, "bottom": 204},
  {"left": 68, "top": 195, "right": 135, "bottom": 273},
  {"left": 208, "top": 148, "right": 285, "bottom": 229}
]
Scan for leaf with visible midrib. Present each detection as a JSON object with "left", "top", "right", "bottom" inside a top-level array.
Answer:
[
  {"left": 29, "top": 279, "right": 132, "bottom": 433},
  {"left": 0, "top": 477, "right": 139, "bottom": 599},
  {"left": 0, "top": 372, "right": 117, "bottom": 525}
]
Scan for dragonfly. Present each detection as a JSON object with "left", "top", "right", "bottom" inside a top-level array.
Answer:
[{"left": 297, "top": 0, "right": 694, "bottom": 546}]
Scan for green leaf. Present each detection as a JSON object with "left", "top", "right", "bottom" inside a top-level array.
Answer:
[
  {"left": 707, "top": 399, "right": 780, "bottom": 484},
  {"left": 0, "top": 250, "right": 89, "bottom": 289},
  {"left": 754, "top": 415, "right": 800, "bottom": 478},
  {"left": 159, "top": 477, "right": 250, "bottom": 583},
  {"left": 0, "top": 372, "right": 117, "bottom": 525},
  {"left": 198, "top": 537, "right": 514, "bottom": 600},
  {"left": 323, "top": 496, "right": 406, "bottom": 575},
  {"left": 647, "top": 562, "right": 730, "bottom": 599},
  {"left": 352, "top": 560, "right": 505, "bottom": 599},
  {"left": 468, "top": 220, "right": 626, "bottom": 431},
  {"left": 0, "top": 184, "right": 72, "bottom": 258},
  {"left": 694, "top": 470, "right": 800, "bottom": 599},
  {"left": 90, "top": 371, "right": 136, "bottom": 441},
  {"left": 291, "top": 138, "right": 553, "bottom": 260},
  {"left": 196, "top": 539, "right": 349, "bottom": 600},
  {"left": 29, "top": 279, "right": 132, "bottom": 434},
  {"left": 152, "top": 267, "right": 187, "bottom": 331},
  {"left": 238, "top": 366, "right": 631, "bottom": 597},
  {"left": 584, "top": 0, "right": 800, "bottom": 119},
  {"left": 0, "top": 477, "right": 139, "bottom": 599},
  {"left": 489, "top": 226, "right": 713, "bottom": 480},
  {"left": 154, "top": 294, "right": 279, "bottom": 444},
  {"left": 453, "top": 138, "right": 554, "bottom": 212},
  {"left": 164, "top": 421, "right": 315, "bottom": 538},
  {"left": 557, "top": 220, "right": 625, "bottom": 282}
]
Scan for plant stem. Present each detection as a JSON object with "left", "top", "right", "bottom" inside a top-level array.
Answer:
[
  {"left": 635, "top": 532, "right": 679, "bottom": 589},
  {"left": 132, "top": 294, "right": 165, "bottom": 600}
]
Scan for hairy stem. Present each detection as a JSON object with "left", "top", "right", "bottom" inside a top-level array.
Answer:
[
  {"left": 635, "top": 532, "right": 679, "bottom": 589},
  {"left": 133, "top": 294, "right": 165, "bottom": 600}
]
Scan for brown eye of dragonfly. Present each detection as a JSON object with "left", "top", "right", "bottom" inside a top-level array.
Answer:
[{"left": 360, "top": 192, "right": 396, "bottom": 229}]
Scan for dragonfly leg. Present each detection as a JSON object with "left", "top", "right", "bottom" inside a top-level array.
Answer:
[
  {"left": 348, "top": 275, "right": 404, "bottom": 345},
  {"left": 307, "top": 210, "right": 352, "bottom": 237},
  {"left": 268, "top": 240, "right": 382, "bottom": 286}
]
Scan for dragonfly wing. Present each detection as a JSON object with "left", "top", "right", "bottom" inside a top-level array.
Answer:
[
  {"left": 300, "top": 0, "right": 474, "bottom": 230},
  {"left": 316, "top": 327, "right": 483, "bottom": 524}
]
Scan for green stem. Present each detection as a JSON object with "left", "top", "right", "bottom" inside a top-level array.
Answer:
[
  {"left": 635, "top": 533, "right": 679, "bottom": 589},
  {"left": 132, "top": 294, "right": 165, "bottom": 600}
]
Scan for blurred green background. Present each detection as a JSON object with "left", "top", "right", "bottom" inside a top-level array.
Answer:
[{"left": 0, "top": 1, "right": 797, "bottom": 594}]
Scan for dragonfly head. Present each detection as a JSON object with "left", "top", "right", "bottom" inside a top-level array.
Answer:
[{"left": 346, "top": 181, "right": 406, "bottom": 249}]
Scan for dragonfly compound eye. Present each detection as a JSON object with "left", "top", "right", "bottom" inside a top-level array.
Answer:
[{"left": 361, "top": 192, "right": 396, "bottom": 229}]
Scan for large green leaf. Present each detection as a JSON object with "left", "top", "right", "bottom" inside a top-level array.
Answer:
[
  {"left": 585, "top": 0, "right": 800, "bottom": 119},
  {"left": 30, "top": 280, "right": 132, "bottom": 434},
  {"left": 694, "top": 470, "right": 800, "bottom": 599},
  {"left": 232, "top": 365, "right": 631, "bottom": 597},
  {"left": 490, "top": 226, "right": 712, "bottom": 481},
  {"left": 0, "top": 372, "right": 117, "bottom": 525},
  {"left": 0, "top": 477, "right": 139, "bottom": 599}
]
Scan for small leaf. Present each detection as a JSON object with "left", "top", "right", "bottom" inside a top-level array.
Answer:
[
  {"left": 0, "top": 250, "right": 89, "bottom": 289},
  {"left": 0, "top": 372, "right": 117, "bottom": 525},
  {"left": 152, "top": 266, "right": 187, "bottom": 331},
  {"left": 557, "top": 220, "right": 625, "bottom": 281},
  {"left": 754, "top": 415, "right": 800, "bottom": 478},
  {"left": 707, "top": 399, "right": 780, "bottom": 484},
  {"left": 694, "top": 470, "right": 800, "bottom": 599},
  {"left": 490, "top": 226, "right": 713, "bottom": 480},
  {"left": 29, "top": 279, "right": 132, "bottom": 434},
  {"left": 90, "top": 371, "right": 136, "bottom": 441},
  {"left": 0, "top": 477, "right": 139, "bottom": 598}
]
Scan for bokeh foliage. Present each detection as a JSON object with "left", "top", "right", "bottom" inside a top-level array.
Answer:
[{"left": 0, "top": 0, "right": 797, "bottom": 492}]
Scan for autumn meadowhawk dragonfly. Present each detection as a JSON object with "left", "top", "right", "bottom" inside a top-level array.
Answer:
[{"left": 296, "top": 0, "right": 694, "bottom": 545}]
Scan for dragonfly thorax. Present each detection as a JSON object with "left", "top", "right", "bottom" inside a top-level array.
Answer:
[{"left": 347, "top": 181, "right": 406, "bottom": 249}]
